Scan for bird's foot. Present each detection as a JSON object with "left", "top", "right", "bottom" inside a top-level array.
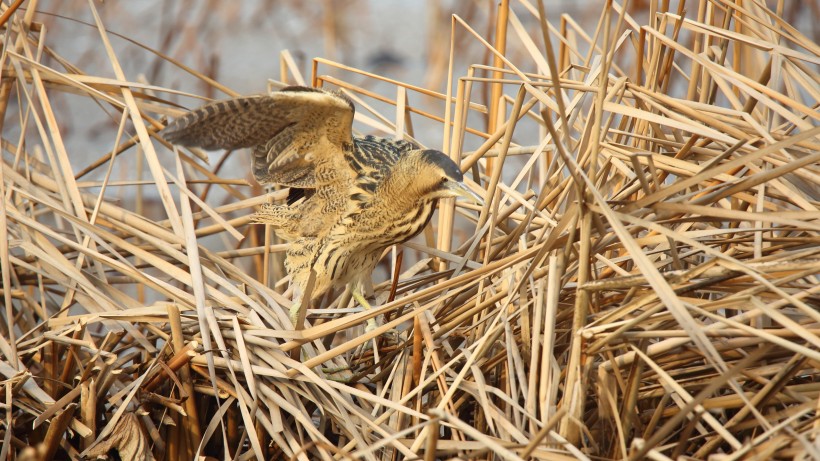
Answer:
[
  {"left": 352, "top": 289, "right": 390, "bottom": 334},
  {"left": 320, "top": 365, "right": 354, "bottom": 382},
  {"left": 364, "top": 317, "right": 403, "bottom": 346},
  {"left": 321, "top": 364, "right": 351, "bottom": 373}
]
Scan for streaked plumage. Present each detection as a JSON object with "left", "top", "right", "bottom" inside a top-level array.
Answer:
[{"left": 163, "top": 86, "right": 479, "bottom": 328}]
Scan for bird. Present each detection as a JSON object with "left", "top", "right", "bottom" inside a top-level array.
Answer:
[{"left": 162, "top": 86, "right": 480, "bottom": 330}]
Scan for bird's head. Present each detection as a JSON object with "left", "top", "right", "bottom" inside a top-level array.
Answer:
[{"left": 412, "top": 150, "right": 483, "bottom": 203}]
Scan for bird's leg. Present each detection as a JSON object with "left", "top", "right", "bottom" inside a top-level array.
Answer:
[
  {"left": 350, "top": 286, "right": 400, "bottom": 346},
  {"left": 350, "top": 287, "right": 378, "bottom": 332},
  {"left": 290, "top": 270, "right": 315, "bottom": 330},
  {"left": 289, "top": 302, "right": 303, "bottom": 328}
]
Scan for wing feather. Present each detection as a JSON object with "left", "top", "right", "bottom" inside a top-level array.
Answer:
[
  {"left": 162, "top": 96, "right": 284, "bottom": 150},
  {"left": 162, "top": 86, "right": 356, "bottom": 188}
]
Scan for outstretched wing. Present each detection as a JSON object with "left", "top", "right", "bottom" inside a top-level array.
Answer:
[{"left": 162, "top": 86, "right": 356, "bottom": 188}]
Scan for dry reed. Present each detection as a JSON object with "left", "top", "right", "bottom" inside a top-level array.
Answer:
[{"left": 1, "top": 1, "right": 818, "bottom": 460}]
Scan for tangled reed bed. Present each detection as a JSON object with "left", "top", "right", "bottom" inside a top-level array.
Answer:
[{"left": 1, "top": 1, "right": 819, "bottom": 460}]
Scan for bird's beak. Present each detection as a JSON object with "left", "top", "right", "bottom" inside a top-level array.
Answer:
[{"left": 445, "top": 181, "right": 484, "bottom": 205}]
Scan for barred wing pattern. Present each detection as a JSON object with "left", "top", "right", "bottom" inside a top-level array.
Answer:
[
  {"left": 162, "top": 95, "right": 287, "bottom": 150},
  {"left": 162, "top": 86, "right": 357, "bottom": 189}
]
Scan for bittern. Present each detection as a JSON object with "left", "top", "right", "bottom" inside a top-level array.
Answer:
[{"left": 163, "top": 86, "right": 479, "bottom": 329}]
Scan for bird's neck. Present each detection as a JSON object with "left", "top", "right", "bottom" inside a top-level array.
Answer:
[{"left": 378, "top": 160, "right": 429, "bottom": 210}]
